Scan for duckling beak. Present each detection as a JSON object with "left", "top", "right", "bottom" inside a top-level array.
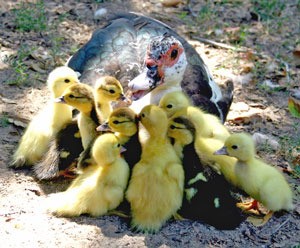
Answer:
[
  {"left": 214, "top": 146, "right": 228, "bottom": 156},
  {"left": 120, "top": 146, "right": 127, "bottom": 154},
  {"left": 54, "top": 96, "right": 66, "bottom": 103},
  {"left": 96, "top": 122, "right": 111, "bottom": 132},
  {"left": 119, "top": 94, "right": 131, "bottom": 104}
]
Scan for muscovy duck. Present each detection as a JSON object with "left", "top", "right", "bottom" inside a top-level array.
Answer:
[{"left": 67, "top": 12, "right": 233, "bottom": 122}]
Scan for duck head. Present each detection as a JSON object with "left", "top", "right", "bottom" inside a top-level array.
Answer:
[{"left": 128, "top": 35, "right": 187, "bottom": 101}]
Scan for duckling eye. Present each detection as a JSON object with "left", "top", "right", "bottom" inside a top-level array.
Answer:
[
  {"left": 69, "top": 94, "right": 75, "bottom": 98},
  {"left": 170, "top": 125, "right": 175, "bottom": 129},
  {"left": 141, "top": 113, "right": 145, "bottom": 118},
  {"left": 117, "top": 144, "right": 120, "bottom": 147},
  {"left": 64, "top": 79, "right": 70, "bottom": 83},
  {"left": 112, "top": 120, "right": 119, "bottom": 124},
  {"left": 166, "top": 104, "right": 173, "bottom": 109},
  {"left": 109, "top": 89, "right": 115, "bottom": 94},
  {"left": 171, "top": 49, "right": 178, "bottom": 60},
  {"left": 231, "top": 145, "right": 238, "bottom": 150}
]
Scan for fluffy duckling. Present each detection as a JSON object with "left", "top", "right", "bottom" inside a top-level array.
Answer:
[
  {"left": 126, "top": 105, "right": 184, "bottom": 233},
  {"left": 167, "top": 116, "right": 244, "bottom": 229},
  {"left": 33, "top": 120, "right": 83, "bottom": 180},
  {"left": 170, "top": 109, "right": 238, "bottom": 186},
  {"left": 214, "top": 133, "right": 294, "bottom": 217},
  {"left": 94, "top": 76, "right": 129, "bottom": 123},
  {"left": 159, "top": 91, "right": 191, "bottom": 118},
  {"left": 48, "top": 133, "right": 130, "bottom": 217},
  {"left": 9, "top": 66, "right": 79, "bottom": 168},
  {"left": 97, "top": 107, "right": 141, "bottom": 170},
  {"left": 56, "top": 83, "right": 98, "bottom": 150}
]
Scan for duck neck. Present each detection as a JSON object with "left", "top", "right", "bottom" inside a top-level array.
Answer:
[
  {"left": 96, "top": 100, "right": 111, "bottom": 123},
  {"left": 52, "top": 102, "right": 72, "bottom": 130}
]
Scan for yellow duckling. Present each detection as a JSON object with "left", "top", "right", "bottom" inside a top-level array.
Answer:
[
  {"left": 56, "top": 83, "right": 99, "bottom": 150},
  {"left": 10, "top": 66, "right": 79, "bottom": 168},
  {"left": 214, "top": 132, "right": 294, "bottom": 219},
  {"left": 159, "top": 91, "right": 191, "bottom": 118},
  {"left": 48, "top": 133, "right": 130, "bottom": 217},
  {"left": 126, "top": 105, "right": 184, "bottom": 233},
  {"left": 94, "top": 76, "right": 129, "bottom": 123},
  {"left": 97, "top": 107, "right": 141, "bottom": 170},
  {"left": 167, "top": 116, "right": 244, "bottom": 229}
]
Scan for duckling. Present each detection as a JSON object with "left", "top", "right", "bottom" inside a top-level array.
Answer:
[
  {"left": 9, "top": 66, "right": 79, "bottom": 168},
  {"left": 48, "top": 133, "right": 130, "bottom": 217},
  {"left": 214, "top": 132, "right": 294, "bottom": 221},
  {"left": 159, "top": 90, "right": 191, "bottom": 118},
  {"left": 55, "top": 83, "right": 98, "bottom": 150},
  {"left": 126, "top": 105, "right": 184, "bottom": 233},
  {"left": 33, "top": 120, "right": 83, "bottom": 180},
  {"left": 94, "top": 76, "right": 129, "bottom": 123},
  {"left": 170, "top": 109, "right": 238, "bottom": 186},
  {"left": 97, "top": 107, "right": 141, "bottom": 170},
  {"left": 168, "top": 116, "right": 244, "bottom": 229}
]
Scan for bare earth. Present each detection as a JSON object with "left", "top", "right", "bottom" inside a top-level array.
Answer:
[{"left": 0, "top": 1, "right": 299, "bottom": 247}]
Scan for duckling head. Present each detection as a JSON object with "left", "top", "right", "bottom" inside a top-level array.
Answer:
[
  {"left": 47, "top": 66, "right": 80, "bottom": 98},
  {"left": 92, "top": 133, "right": 124, "bottom": 166},
  {"left": 214, "top": 133, "right": 255, "bottom": 162},
  {"left": 168, "top": 116, "right": 195, "bottom": 146},
  {"left": 95, "top": 76, "right": 128, "bottom": 102},
  {"left": 159, "top": 91, "right": 191, "bottom": 117},
  {"left": 128, "top": 35, "right": 187, "bottom": 101},
  {"left": 55, "top": 84, "right": 94, "bottom": 113},
  {"left": 98, "top": 107, "right": 138, "bottom": 135},
  {"left": 139, "top": 104, "right": 168, "bottom": 135}
]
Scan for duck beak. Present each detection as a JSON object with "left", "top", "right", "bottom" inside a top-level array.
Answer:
[
  {"left": 119, "top": 94, "right": 131, "bottom": 104},
  {"left": 54, "top": 96, "right": 66, "bottom": 103},
  {"left": 96, "top": 122, "right": 111, "bottom": 132},
  {"left": 214, "top": 146, "right": 228, "bottom": 156}
]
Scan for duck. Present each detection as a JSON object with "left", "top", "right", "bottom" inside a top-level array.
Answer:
[
  {"left": 9, "top": 66, "right": 79, "bottom": 168},
  {"left": 167, "top": 116, "right": 244, "bottom": 229},
  {"left": 48, "top": 133, "right": 130, "bottom": 217},
  {"left": 97, "top": 107, "right": 141, "bottom": 170},
  {"left": 125, "top": 105, "right": 184, "bottom": 233},
  {"left": 67, "top": 12, "right": 233, "bottom": 122},
  {"left": 214, "top": 132, "right": 294, "bottom": 223},
  {"left": 94, "top": 76, "right": 129, "bottom": 123},
  {"left": 33, "top": 120, "right": 83, "bottom": 180}
]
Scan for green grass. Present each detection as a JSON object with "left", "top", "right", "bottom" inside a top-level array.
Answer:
[
  {"left": 12, "top": 1, "right": 47, "bottom": 32},
  {"left": 251, "top": 0, "right": 286, "bottom": 21},
  {"left": 0, "top": 114, "right": 10, "bottom": 128}
]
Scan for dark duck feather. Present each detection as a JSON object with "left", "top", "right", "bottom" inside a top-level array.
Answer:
[
  {"left": 168, "top": 116, "right": 245, "bottom": 230},
  {"left": 67, "top": 12, "right": 233, "bottom": 122}
]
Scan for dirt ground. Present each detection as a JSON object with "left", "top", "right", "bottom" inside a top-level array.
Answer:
[{"left": 0, "top": 0, "right": 299, "bottom": 247}]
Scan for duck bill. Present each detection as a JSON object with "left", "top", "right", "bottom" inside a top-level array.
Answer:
[
  {"left": 54, "top": 96, "right": 66, "bottom": 103},
  {"left": 214, "top": 146, "right": 228, "bottom": 156},
  {"left": 96, "top": 122, "right": 111, "bottom": 132},
  {"left": 119, "top": 94, "right": 131, "bottom": 104},
  {"left": 128, "top": 68, "right": 162, "bottom": 101}
]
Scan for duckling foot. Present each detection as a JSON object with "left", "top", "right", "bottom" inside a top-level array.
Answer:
[
  {"left": 173, "top": 213, "right": 186, "bottom": 221},
  {"left": 236, "top": 199, "right": 261, "bottom": 215},
  {"left": 108, "top": 210, "right": 130, "bottom": 218},
  {"left": 246, "top": 211, "right": 273, "bottom": 226}
]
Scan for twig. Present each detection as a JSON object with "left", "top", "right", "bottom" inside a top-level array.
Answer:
[
  {"left": 271, "top": 217, "right": 290, "bottom": 235},
  {"left": 191, "top": 36, "right": 250, "bottom": 53}
]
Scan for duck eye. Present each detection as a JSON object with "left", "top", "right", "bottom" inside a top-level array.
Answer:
[
  {"left": 141, "top": 113, "right": 145, "bottom": 118},
  {"left": 109, "top": 89, "right": 115, "bottom": 94},
  {"left": 170, "top": 125, "right": 175, "bottom": 129},
  {"left": 231, "top": 145, "right": 238, "bottom": 150},
  {"left": 171, "top": 49, "right": 178, "bottom": 60},
  {"left": 64, "top": 79, "right": 70, "bottom": 83},
  {"left": 117, "top": 144, "right": 120, "bottom": 147},
  {"left": 69, "top": 94, "right": 75, "bottom": 98},
  {"left": 112, "top": 120, "right": 119, "bottom": 124},
  {"left": 166, "top": 104, "right": 173, "bottom": 109}
]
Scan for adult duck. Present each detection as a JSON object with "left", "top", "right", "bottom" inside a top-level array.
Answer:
[{"left": 67, "top": 12, "right": 233, "bottom": 122}]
